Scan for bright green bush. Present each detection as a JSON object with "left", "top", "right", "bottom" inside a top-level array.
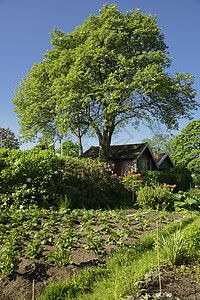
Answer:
[
  {"left": 136, "top": 184, "right": 174, "bottom": 210},
  {"left": 172, "top": 188, "right": 200, "bottom": 211},
  {"left": 183, "top": 223, "right": 200, "bottom": 262},
  {"left": 0, "top": 148, "right": 64, "bottom": 207}
]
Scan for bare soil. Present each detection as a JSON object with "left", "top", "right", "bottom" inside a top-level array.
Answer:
[
  {"left": 0, "top": 210, "right": 198, "bottom": 300},
  {"left": 136, "top": 264, "right": 200, "bottom": 300}
]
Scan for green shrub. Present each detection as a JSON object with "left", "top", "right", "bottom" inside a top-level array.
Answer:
[
  {"left": 172, "top": 188, "right": 200, "bottom": 211},
  {"left": 183, "top": 223, "right": 200, "bottom": 262},
  {"left": 140, "top": 167, "right": 192, "bottom": 192},
  {"left": 0, "top": 148, "right": 64, "bottom": 207},
  {"left": 0, "top": 148, "right": 131, "bottom": 209},
  {"left": 136, "top": 185, "right": 173, "bottom": 210}
]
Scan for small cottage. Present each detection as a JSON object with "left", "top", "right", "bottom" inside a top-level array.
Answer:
[{"left": 82, "top": 142, "right": 157, "bottom": 176}]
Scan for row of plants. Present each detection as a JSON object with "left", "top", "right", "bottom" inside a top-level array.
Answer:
[
  {"left": 37, "top": 215, "right": 200, "bottom": 299},
  {"left": 0, "top": 205, "right": 169, "bottom": 274}
]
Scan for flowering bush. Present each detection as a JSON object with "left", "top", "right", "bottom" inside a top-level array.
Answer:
[
  {"left": 162, "top": 183, "right": 177, "bottom": 192},
  {"left": 121, "top": 173, "right": 144, "bottom": 191},
  {"left": 0, "top": 148, "right": 130, "bottom": 209},
  {"left": 0, "top": 127, "right": 20, "bottom": 149}
]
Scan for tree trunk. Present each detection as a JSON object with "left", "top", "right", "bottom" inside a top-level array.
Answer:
[
  {"left": 97, "top": 121, "right": 114, "bottom": 162},
  {"left": 76, "top": 128, "right": 83, "bottom": 157}
]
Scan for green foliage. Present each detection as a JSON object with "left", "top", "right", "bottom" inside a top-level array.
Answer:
[
  {"left": 0, "top": 245, "right": 19, "bottom": 274},
  {"left": 136, "top": 185, "right": 173, "bottom": 210},
  {"left": 142, "top": 133, "right": 175, "bottom": 155},
  {"left": 0, "top": 148, "right": 131, "bottom": 209},
  {"left": 56, "top": 138, "right": 79, "bottom": 157},
  {"left": 46, "top": 246, "right": 73, "bottom": 266},
  {"left": 173, "top": 188, "right": 200, "bottom": 211},
  {"left": 159, "top": 229, "right": 184, "bottom": 265},
  {"left": 140, "top": 168, "right": 192, "bottom": 192},
  {"left": 0, "top": 148, "right": 64, "bottom": 207},
  {"left": 172, "top": 119, "right": 200, "bottom": 174},
  {"left": 26, "top": 241, "right": 43, "bottom": 259},
  {"left": 159, "top": 221, "right": 200, "bottom": 265},
  {"left": 13, "top": 4, "right": 198, "bottom": 162},
  {"left": 183, "top": 223, "right": 200, "bottom": 262}
]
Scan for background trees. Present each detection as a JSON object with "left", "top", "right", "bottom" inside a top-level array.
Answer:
[
  {"left": 142, "top": 133, "right": 175, "bottom": 154},
  {"left": 172, "top": 119, "right": 200, "bottom": 174},
  {"left": 56, "top": 139, "right": 79, "bottom": 157},
  {"left": 0, "top": 127, "right": 20, "bottom": 149},
  {"left": 13, "top": 4, "right": 198, "bottom": 161}
]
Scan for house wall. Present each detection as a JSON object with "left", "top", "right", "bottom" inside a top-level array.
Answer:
[
  {"left": 158, "top": 157, "right": 172, "bottom": 172},
  {"left": 138, "top": 149, "right": 157, "bottom": 171},
  {"left": 108, "top": 148, "right": 157, "bottom": 176},
  {"left": 108, "top": 159, "right": 136, "bottom": 176}
]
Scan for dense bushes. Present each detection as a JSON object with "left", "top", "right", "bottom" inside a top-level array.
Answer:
[
  {"left": 121, "top": 167, "right": 195, "bottom": 211},
  {"left": 0, "top": 148, "right": 131, "bottom": 209},
  {"left": 140, "top": 166, "right": 192, "bottom": 192},
  {"left": 136, "top": 185, "right": 174, "bottom": 211},
  {"left": 0, "top": 148, "right": 197, "bottom": 211}
]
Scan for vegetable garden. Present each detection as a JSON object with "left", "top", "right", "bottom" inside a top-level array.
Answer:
[{"left": 0, "top": 148, "right": 199, "bottom": 299}]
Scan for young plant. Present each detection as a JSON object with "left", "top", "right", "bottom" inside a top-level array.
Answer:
[
  {"left": 55, "top": 229, "right": 80, "bottom": 249},
  {"left": 26, "top": 241, "right": 43, "bottom": 259},
  {"left": 0, "top": 245, "right": 19, "bottom": 274},
  {"left": 46, "top": 246, "right": 73, "bottom": 266},
  {"left": 83, "top": 227, "right": 105, "bottom": 254},
  {"left": 159, "top": 229, "right": 184, "bottom": 265}
]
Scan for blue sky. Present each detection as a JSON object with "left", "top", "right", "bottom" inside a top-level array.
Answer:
[{"left": 0, "top": 0, "right": 199, "bottom": 150}]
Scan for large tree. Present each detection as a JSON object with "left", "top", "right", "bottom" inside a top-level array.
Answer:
[
  {"left": 172, "top": 119, "right": 200, "bottom": 174},
  {"left": 13, "top": 4, "right": 198, "bottom": 161}
]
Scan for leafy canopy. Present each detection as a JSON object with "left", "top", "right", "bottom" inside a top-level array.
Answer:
[
  {"left": 13, "top": 4, "right": 198, "bottom": 161},
  {"left": 142, "top": 133, "right": 175, "bottom": 155},
  {"left": 172, "top": 119, "right": 200, "bottom": 174}
]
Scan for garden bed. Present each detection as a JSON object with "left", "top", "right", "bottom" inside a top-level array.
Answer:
[
  {"left": 0, "top": 207, "right": 187, "bottom": 300},
  {"left": 136, "top": 264, "right": 200, "bottom": 300}
]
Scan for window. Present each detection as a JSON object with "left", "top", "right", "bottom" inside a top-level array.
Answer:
[{"left": 141, "top": 160, "right": 148, "bottom": 170}]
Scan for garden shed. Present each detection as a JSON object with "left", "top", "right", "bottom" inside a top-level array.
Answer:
[{"left": 82, "top": 143, "right": 157, "bottom": 176}]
